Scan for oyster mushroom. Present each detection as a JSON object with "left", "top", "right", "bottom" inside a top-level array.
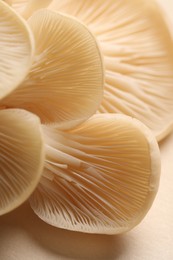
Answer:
[
  {"left": 0, "top": 0, "right": 34, "bottom": 100},
  {"left": 0, "top": 109, "right": 45, "bottom": 215},
  {"left": 0, "top": 2, "right": 105, "bottom": 215},
  {"left": 30, "top": 114, "right": 160, "bottom": 234},
  {"left": 0, "top": 1, "right": 45, "bottom": 215},
  {"left": 1, "top": 9, "right": 104, "bottom": 129},
  {"left": 48, "top": 0, "right": 173, "bottom": 140}
]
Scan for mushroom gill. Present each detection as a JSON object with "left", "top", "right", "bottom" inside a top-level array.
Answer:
[
  {"left": 48, "top": 0, "right": 173, "bottom": 140},
  {"left": 0, "top": 109, "right": 44, "bottom": 216},
  {"left": 1, "top": 10, "right": 104, "bottom": 129},
  {"left": 30, "top": 114, "right": 160, "bottom": 234}
]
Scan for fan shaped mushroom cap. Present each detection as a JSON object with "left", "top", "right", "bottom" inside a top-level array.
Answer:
[
  {"left": 1, "top": 10, "right": 104, "bottom": 129},
  {"left": 48, "top": 0, "right": 173, "bottom": 140},
  {"left": 0, "top": 109, "right": 45, "bottom": 216},
  {"left": 0, "top": 0, "right": 34, "bottom": 100},
  {"left": 30, "top": 114, "right": 160, "bottom": 234}
]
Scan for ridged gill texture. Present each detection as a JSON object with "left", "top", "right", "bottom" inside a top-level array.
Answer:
[
  {"left": 0, "top": 109, "right": 45, "bottom": 215},
  {"left": 0, "top": 0, "right": 34, "bottom": 100},
  {"left": 48, "top": 0, "right": 173, "bottom": 140},
  {"left": 1, "top": 10, "right": 104, "bottom": 129},
  {"left": 30, "top": 114, "right": 160, "bottom": 234}
]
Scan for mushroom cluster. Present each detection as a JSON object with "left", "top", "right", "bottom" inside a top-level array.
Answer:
[{"left": 0, "top": 0, "right": 172, "bottom": 235}]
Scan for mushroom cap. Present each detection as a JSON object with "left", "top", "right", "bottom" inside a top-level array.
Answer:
[
  {"left": 1, "top": 10, "right": 104, "bottom": 129},
  {"left": 30, "top": 114, "right": 160, "bottom": 234},
  {"left": 0, "top": 0, "right": 34, "bottom": 100},
  {"left": 0, "top": 109, "right": 45, "bottom": 216},
  {"left": 48, "top": 0, "right": 173, "bottom": 140}
]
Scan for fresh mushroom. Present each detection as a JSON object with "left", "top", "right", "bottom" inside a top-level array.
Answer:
[
  {"left": 0, "top": 2, "right": 104, "bottom": 215},
  {"left": 0, "top": 1, "right": 162, "bottom": 234},
  {"left": 0, "top": 109, "right": 45, "bottom": 216},
  {"left": 30, "top": 114, "right": 160, "bottom": 234},
  {"left": 48, "top": 0, "right": 173, "bottom": 141},
  {"left": 1, "top": 9, "right": 104, "bottom": 129},
  {"left": 0, "top": 1, "right": 45, "bottom": 215}
]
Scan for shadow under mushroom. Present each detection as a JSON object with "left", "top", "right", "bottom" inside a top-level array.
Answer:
[{"left": 0, "top": 202, "right": 129, "bottom": 260}]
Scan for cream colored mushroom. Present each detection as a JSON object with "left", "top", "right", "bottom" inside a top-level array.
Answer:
[
  {"left": 0, "top": 1, "right": 45, "bottom": 215},
  {"left": 1, "top": 9, "right": 104, "bottom": 129},
  {"left": 30, "top": 114, "right": 160, "bottom": 234},
  {"left": 48, "top": 0, "right": 173, "bottom": 141},
  {"left": 0, "top": 0, "right": 34, "bottom": 100},
  {"left": 0, "top": 109, "right": 45, "bottom": 215}
]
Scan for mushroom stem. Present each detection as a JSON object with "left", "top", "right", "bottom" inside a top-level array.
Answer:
[
  {"left": 43, "top": 126, "right": 89, "bottom": 182},
  {"left": 22, "top": 0, "right": 53, "bottom": 19},
  {"left": 46, "top": 145, "right": 83, "bottom": 170}
]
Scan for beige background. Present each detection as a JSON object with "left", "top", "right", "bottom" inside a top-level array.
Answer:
[{"left": 0, "top": 1, "right": 173, "bottom": 259}]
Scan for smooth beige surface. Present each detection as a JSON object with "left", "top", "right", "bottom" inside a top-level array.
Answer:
[{"left": 0, "top": 0, "right": 173, "bottom": 259}]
